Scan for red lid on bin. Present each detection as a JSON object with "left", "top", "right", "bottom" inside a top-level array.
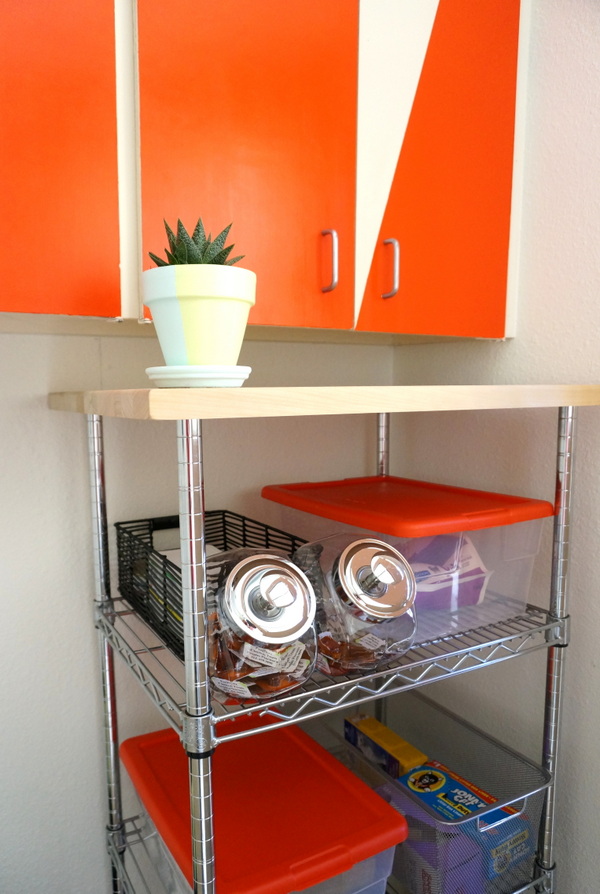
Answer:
[
  {"left": 120, "top": 721, "right": 408, "bottom": 894},
  {"left": 261, "top": 476, "right": 555, "bottom": 537}
]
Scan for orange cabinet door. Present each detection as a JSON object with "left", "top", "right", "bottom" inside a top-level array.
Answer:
[
  {"left": 138, "top": 1, "right": 358, "bottom": 330},
  {"left": 0, "top": 1, "right": 120, "bottom": 316},
  {"left": 356, "top": 0, "right": 522, "bottom": 337}
]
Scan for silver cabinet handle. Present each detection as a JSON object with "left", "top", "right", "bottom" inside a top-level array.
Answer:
[
  {"left": 382, "top": 237, "right": 400, "bottom": 299},
  {"left": 321, "top": 229, "right": 339, "bottom": 292}
]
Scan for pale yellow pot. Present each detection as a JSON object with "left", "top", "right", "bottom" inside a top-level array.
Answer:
[{"left": 142, "top": 265, "right": 256, "bottom": 366}]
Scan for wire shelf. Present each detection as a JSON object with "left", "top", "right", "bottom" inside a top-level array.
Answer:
[
  {"left": 107, "top": 816, "right": 169, "bottom": 894},
  {"left": 97, "top": 600, "right": 565, "bottom": 743},
  {"left": 108, "top": 817, "right": 547, "bottom": 894}
]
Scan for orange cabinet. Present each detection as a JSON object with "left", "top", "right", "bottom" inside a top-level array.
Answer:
[
  {"left": 2, "top": 1, "right": 523, "bottom": 335},
  {"left": 138, "top": 1, "right": 359, "bottom": 330},
  {"left": 0, "top": 1, "right": 120, "bottom": 316},
  {"left": 355, "top": 0, "right": 523, "bottom": 337}
]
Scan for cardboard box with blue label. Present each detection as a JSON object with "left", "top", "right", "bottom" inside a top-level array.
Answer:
[
  {"left": 398, "top": 762, "right": 534, "bottom": 881},
  {"left": 344, "top": 715, "right": 428, "bottom": 778}
]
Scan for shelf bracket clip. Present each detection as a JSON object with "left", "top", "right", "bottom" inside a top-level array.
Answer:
[
  {"left": 534, "top": 861, "right": 555, "bottom": 892},
  {"left": 546, "top": 613, "right": 570, "bottom": 647},
  {"left": 183, "top": 711, "right": 216, "bottom": 758}
]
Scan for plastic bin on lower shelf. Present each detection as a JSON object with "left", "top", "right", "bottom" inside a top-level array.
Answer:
[
  {"left": 262, "top": 476, "right": 555, "bottom": 643},
  {"left": 310, "top": 692, "right": 551, "bottom": 894},
  {"left": 119, "top": 718, "right": 408, "bottom": 894}
]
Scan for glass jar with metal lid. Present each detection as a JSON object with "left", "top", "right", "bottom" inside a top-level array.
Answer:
[
  {"left": 207, "top": 547, "right": 317, "bottom": 702},
  {"left": 293, "top": 535, "right": 416, "bottom": 676}
]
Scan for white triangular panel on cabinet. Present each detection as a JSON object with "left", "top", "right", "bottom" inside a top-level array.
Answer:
[{"left": 355, "top": 0, "right": 440, "bottom": 322}]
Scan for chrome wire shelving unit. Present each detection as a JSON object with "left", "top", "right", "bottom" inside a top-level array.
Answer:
[{"left": 49, "top": 384, "right": 600, "bottom": 894}]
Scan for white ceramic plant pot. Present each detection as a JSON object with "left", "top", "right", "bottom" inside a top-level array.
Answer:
[{"left": 142, "top": 265, "right": 256, "bottom": 366}]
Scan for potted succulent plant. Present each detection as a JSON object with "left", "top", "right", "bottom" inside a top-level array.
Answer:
[{"left": 143, "top": 218, "right": 256, "bottom": 384}]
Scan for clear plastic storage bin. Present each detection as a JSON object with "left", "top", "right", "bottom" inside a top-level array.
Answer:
[
  {"left": 120, "top": 719, "right": 408, "bottom": 894},
  {"left": 133, "top": 807, "right": 398, "bottom": 894},
  {"left": 400, "top": 517, "right": 547, "bottom": 642},
  {"left": 262, "top": 476, "right": 554, "bottom": 643}
]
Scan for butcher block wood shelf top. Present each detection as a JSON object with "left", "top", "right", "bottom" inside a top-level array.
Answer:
[{"left": 48, "top": 384, "right": 600, "bottom": 421}]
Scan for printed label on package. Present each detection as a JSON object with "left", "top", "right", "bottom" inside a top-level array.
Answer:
[
  {"left": 487, "top": 825, "right": 532, "bottom": 878},
  {"left": 241, "top": 642, "right": 283, "bottom": 668},
  {"left": 278, "top": 641, "right": 305, "bottom": 673},
  {"left": 211, "top": 676, "right": 253, "bottom": 699},
  {"left": 356, "top": 632, "right": 387, "bottom": 651},
  {"left": 241, "top": 640, "right": 305, "bottom": 673},
  {"left": 399, "top": 761, "right": 502, "bottom": 821},
  {"left": 290, "top": 658, "right": 311, "bottom": 679}
]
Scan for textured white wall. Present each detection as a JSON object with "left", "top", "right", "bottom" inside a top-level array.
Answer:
[{"left": 389, "top": 1, "right": 600, "bottom": 890}]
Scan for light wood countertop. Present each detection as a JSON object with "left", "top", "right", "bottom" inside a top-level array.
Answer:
[{"left": 48, "top": 384, "right": 600, "bottom": 421}]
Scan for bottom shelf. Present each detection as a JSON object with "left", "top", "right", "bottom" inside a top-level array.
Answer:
[
  {"left": 107, "top": 818, "right": 547, "bottom": 894},
  {"left": 107, "top": 816, "right": 158, "bottom": 894}
]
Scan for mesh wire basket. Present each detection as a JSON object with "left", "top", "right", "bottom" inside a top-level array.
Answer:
[
  {"left": 324, "top": 691, "right": 551, "bottom": 894},
  {"left": 115, "top": 511, "right": 307, "bottom": 659}
]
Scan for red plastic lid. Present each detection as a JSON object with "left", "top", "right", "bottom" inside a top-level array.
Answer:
[
  {"left": 120, "top": 722, "right": 408, "bottom": 894},
  {"left": 261, "top": 476, "right": 555, "bottom": 537}
]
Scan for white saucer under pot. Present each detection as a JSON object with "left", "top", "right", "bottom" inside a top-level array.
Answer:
[{"left": 145, "top": 365, "right": 252, "bottom": 388}]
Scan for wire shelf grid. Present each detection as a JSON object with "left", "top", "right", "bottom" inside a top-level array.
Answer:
[
  {"left": 98, "top": 600, "right": 565, "bottom": 743},
  {"left": 108, "top": 817, "right": 548, "bottom": 894}
]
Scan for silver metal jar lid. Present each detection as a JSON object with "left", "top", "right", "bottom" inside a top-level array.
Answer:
[
  {"left": 334, "top": 538, "right": 416, "bottom": 619},
  {"left": 224, "top": 554, "right": 316, "bottom": 644}
]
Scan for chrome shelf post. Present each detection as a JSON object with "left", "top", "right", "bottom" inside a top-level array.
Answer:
[
  {"left": 176, "top": 419, "right": 215, "bottom": 894},
  {"left": 375, "top": 411, "right": 390, "bottom": 726},
  {"left": 377, "top": 412, "right": 390, "bottom": 477},
  {"left": 537, "top": 406, "right": 577, "bottom": 888},
  {"left": 87, "top": 413, "right": 125, "bottom": 894}
]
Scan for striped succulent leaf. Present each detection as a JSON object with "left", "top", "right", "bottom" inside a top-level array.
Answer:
[{"left": 149, "top": 218, "right": 245, "bottom": 266}]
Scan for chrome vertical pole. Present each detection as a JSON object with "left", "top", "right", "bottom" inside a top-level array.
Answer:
[
  {"left": 538, "top": 406, "right": 577, "bottom": 887},
  {"left": 87, "top": 414, "right": 124, "bottom": 893},
  {"left": 177, "top": 419, "right": 215, "bottom": 894},
  {"left": 377, "top": 412, "right": 390, "bottom": 477},
  {"left": 375, "top": 413, "right": 391, "bottom": 726},
  {"left": 549, "top": 407, "right": 577, "bottom": 621}
]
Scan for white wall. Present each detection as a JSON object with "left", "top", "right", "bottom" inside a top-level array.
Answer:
[
  {"left": 388, "top": 1, "right": 600, "bottom": 891},
  {"left": 1, "top": 0, "right": 599, "bottom": 891}
]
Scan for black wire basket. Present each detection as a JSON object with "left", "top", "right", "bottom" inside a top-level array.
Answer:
[{"left": 115, "top": 511, "right": 306, "bottom": 659}]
